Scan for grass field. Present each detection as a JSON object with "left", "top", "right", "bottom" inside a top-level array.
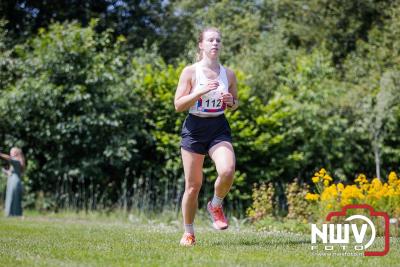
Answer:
[{"left": 0, "top": 211, "right": 398, "bottom": 267}]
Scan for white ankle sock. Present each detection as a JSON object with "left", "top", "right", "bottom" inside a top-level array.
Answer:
[
  {"left": 211, "top": 195, "right": 224, "bottom": 207},
  {"left": 184, "top": 224, "right": 194, "bottom": 234}
]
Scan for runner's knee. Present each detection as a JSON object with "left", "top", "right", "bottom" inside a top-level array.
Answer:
[
  {"left": 185, "top": 183, "right": 202, "bottom": 196},
  {"left": 218, "top": 166, "right": 235, "bottom": 179}
]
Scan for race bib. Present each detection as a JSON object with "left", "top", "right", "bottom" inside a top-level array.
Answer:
[{"left": 198, "top": 89, "right": 226, "bottom": 112}]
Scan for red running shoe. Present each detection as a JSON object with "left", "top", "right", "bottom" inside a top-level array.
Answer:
[
  {"left": 180, "top": 232, "right": 196, "bottom": 247},
  {"left": 207, "top": 201, "right": 228, "bottom": 230}
]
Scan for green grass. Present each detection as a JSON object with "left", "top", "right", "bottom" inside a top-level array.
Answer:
[{"left": 0, "top": 211, "right": 398, "bottom": 266}]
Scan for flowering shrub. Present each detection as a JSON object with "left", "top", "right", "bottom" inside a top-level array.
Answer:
[
  {"left": 286, "top": 179, "right": 312, "bottom": 222},
  {"left": 246, "top": 183, "right": 275, "bottom": 221},
  {"left": 305, "top": 168, "right": 400, "bottom": 218}
]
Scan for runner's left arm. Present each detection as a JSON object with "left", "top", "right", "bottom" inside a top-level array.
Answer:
[{"left": 222, "top": 69, "right": 239, "bottom": 110}]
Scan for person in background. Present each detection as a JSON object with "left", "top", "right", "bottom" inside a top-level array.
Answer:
[{"left": 0, "top": 147, "right": 25, "bottom": 217}]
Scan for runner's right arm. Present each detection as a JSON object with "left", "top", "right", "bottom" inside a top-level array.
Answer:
[{"left": 174, "top": 66, "right": 218, "bottom": 112}]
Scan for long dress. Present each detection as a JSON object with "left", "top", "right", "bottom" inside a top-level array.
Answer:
[{"left": 4, "top": 158, "right": 23, "bottom": 216}]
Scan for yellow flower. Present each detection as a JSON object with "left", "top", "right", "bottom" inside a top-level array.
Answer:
[
  {"left": 321, "top": 185, "right": 338, "bottom": 201},
  {"left": 337, "top": 183, "right": 344, "bottom": 192},
  {"left": 342, "top": 185, "right": 365, "bottom": 201},
  {"left": 312, "top": 176, "right": 320, "bottom": 183},
  {"left": 355, "top": 174, "right": 368, "bottom": 184},
  {"left": 371, "top": 178, "right": 382, "bottom": 189},
  {"left": 306, "top": 169, "right": 400, "bottom": 213},
  {"left": 361, "top": 183, "right": 370, "bottom": 192},
  {"left": 388, "top": 172, "right": 398, "bottom": 186},
  {"left": 341, "top": 198, "right": 351, "bottom": 206},
  {"left": 305, "top": 193, "right": 320, "bottom": 201},
  {"left": 387, "top": 187, "right": 395, "bottom": 196}
]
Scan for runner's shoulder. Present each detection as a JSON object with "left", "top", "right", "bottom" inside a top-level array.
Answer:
[
  {"left": 181, "top": 64, "right": 196, "bottom": 76},
  {"left": 180, "top": 64, "right": 197, "bottom": 84},
  {"left": 224, "top": 66, "right": 237, "bottom": 84},
  {"left": 224, "top": 66, "right": 236, "bottom": 78}
]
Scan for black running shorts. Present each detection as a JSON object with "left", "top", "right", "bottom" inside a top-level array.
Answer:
[{"left": 180, "top": 114, "right": 232, "bottom": 155}]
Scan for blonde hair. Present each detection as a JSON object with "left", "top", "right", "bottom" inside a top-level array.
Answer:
[
  {"left": 10, "top": 147, "right": 25, "bottom": 173},
  {"left": 196, "top": 27, "right": 221, "bottom": 62}
]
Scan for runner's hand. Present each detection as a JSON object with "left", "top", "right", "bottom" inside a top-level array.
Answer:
[
  {"left": 201, "top": 80, "right": 219, "bottom": 94},
  {"left": 221, "top": 92, "right": 234, "bottom": 106}
]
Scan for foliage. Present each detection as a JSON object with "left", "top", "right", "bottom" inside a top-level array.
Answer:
[
  {"left": 176, "top": 0, "right": 263, "bottom": 63},
  {"left": 0, "top": 21, "right": 180, "bottom": 211},
  {"left": 285, "top": 179, "right": 312, "bottom": 222},
  {"left": 0, "top": 0, "right": 195, "bottom": 62},
  {"left": 246, "top": 182, "right": 275, "bottom": 221}
]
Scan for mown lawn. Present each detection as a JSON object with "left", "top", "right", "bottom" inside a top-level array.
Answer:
[{"left": 0, "top": 211, "right": 398, "bottom": 266}]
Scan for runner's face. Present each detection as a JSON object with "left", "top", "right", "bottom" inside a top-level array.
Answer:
[{"left": 199, "top": 31, "right": 221, "bottom": 58}]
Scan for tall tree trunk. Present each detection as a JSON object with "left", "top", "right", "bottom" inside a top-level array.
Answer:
[{"left": 373, "top": 136, "right": 381, "bottom": 180}]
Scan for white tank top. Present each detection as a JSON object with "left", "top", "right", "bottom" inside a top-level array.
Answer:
[{"left": 189, "top": 63, "right": 229, "bottom": 117}]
